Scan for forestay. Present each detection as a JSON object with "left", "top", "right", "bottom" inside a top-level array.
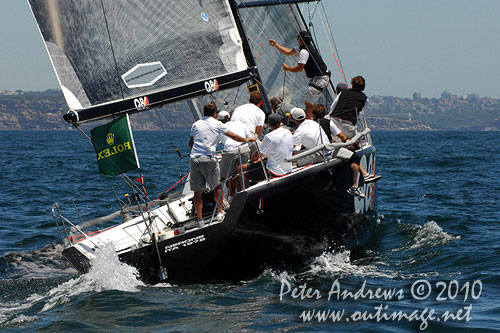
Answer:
[{"left": 28, "top": 0, "right": 251, "bottom": 123}]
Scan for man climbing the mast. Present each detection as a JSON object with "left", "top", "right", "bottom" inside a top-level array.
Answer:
[{"left": 269, "top": 31, "right": 329, "bottom": 120}]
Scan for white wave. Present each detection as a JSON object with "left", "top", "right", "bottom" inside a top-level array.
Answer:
[
  {"left": 2, "top": 314, "right": 38, "bottom": 326},
  {"left": 302, "top": 249, "right": 397, "bottom": 279},
  {"left": 41, "top": 244, "right": 144, "bottom": 312},
  {"left": 405, "top": 221, "right": 460, "bottom": 251},
  {"left": 4, "top": 243, "right": 78, "bottom": 279},
  {"left": 264, "top": 269, "right": 297, "bottom": 285},
  {"left": 1, "top": 244, "right": 145, "bottom": 323},
  {"left": 0, "top": 296, "right": 44, "bottom": 325}
]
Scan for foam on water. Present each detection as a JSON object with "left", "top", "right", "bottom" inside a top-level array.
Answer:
[
  {"left": 41, "top": 244, "right": 144, "bottom": 312},
  {"left": 0, "top": 244, "right": 144, "bottom": 324},
  {"left": 1, "top": 242, "right": 77, "bottom": 279},
  {"left": 303, "top": 249, "right": 397, "bottom": 279},
  {"left": 396, "top": 220, "right": 461, "bottom": 252}
]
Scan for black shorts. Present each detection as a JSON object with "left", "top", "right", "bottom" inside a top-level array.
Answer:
[{"left": 247, "top": 162, "right": 266, "bottom": 182}]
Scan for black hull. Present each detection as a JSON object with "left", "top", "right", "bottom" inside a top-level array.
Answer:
[
  {"left": 193, "top": 153, "right": 378, "bottom": 281},
  {"left": 63, "top": 150, "right": 378, "bottom": 284}
]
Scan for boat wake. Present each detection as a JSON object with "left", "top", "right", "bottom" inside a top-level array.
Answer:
[
  {"left": 0, "top": 244, "right": 144, "bottom": 326},
  {"left": 0, "top": 242, "right": 77, "bottom": 279},
  {"left": 302, "top": 249, "right": 397, "bottom": 279},
  {"left": 395, "top": 220, "right": 460, "bottom": 252},
  {"left": 263, "top": 249, "right": 396, "bottom": 284}
]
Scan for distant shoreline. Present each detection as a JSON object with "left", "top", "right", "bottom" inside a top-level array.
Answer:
[{"left": 1, "top": 89, "right": 499, "bottom": 131}]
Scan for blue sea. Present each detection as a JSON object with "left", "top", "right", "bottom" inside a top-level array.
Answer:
[{"left": 0, "top": 130, "right": 499, "bottom": 332}]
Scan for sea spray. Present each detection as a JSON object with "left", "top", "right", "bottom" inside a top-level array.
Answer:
[
  {"left": 40, "top": 244, "right": 144, "bottom": 312},
  {"left": 304, "top": 250, "right": 397, "bottom": 279}
]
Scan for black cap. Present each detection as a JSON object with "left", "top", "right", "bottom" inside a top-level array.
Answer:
[
  {"left": 336, "top": 82, "right": 347, "bottom": 94},
  {"left": 268, "top": 113, "right": 282, "bottom": 127},
  {"left": 297, "top": 31, "right": 312, "bottom": 43}
]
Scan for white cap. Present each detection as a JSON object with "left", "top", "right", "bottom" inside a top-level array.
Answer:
[
  {"left": 290, "top": 107, "right": 306, "bottom": 121},
  {"left": 218, "top": 110, "right": 230, "bottom": 120}
]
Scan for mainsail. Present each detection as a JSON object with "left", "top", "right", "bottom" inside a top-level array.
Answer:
[{"left": 28, "top": 0, "right": 253, "bottom": 123}]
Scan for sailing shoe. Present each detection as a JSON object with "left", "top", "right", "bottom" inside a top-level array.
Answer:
[
  {"left": 214, "top": 212, "right": 225, "bottom": 222},
  {"left": 363, "top": 174, "right": 382, "bottom": 184},
  {"left": 197, "top": 218, "right": 205, "bottom": 228},
  {"left": 347, "top": 186, "right": 366, "bottom": 199}
]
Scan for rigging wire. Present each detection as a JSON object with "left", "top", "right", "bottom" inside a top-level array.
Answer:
[
  {"left": 154, "top": 109, "right": 183, "bottom": 179},
  {"left": 318, "top": 1, "right": 347, "bottom": 84},
  {"left": 99, "top": 0, "right": 126, "bottom": 102}
]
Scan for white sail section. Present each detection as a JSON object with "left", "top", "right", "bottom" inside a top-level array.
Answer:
[{"left": 28, "top": 0, "right": 249, "bottom": 117}]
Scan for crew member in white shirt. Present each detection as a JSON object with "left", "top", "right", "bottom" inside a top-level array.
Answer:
[
  {"left": 290, "top": 108, "right": 330, "bottom": 166},
  {"left": 189, "top": 102, "right": 254, "bottom": 223},
  {"left": 217, "top": 111, "right": 251, "bottom": 201},
  {"left": 236, "top": 113, "right": 293, "bottom": 187},
  {"left": 231, "top": 92, "right": 265, "bottom": 138}
]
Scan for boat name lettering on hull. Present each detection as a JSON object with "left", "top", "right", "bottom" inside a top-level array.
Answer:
[
  {"left": 164, "top": 235, "right": 206, "bottom": 253},
  {"left": 97, "top": 142, "right": 132, "bottom": 160}
]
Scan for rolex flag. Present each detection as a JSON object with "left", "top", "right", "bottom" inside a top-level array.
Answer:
[{"left": 90, "top": 114, "right": 140, "bottom": 177}]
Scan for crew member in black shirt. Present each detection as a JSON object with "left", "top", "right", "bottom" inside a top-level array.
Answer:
[
  {"left": 269, "top": 31, "right": 329, "bottom": 120},
  {"left": 329, "top": 75, "right": 368, "bottom": 139}
]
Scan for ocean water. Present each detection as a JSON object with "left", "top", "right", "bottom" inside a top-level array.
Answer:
[{"left": 0, "top": 130, "right": 499, "bottom": 332}]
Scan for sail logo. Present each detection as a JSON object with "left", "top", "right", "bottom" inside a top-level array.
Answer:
[
  {"left": 204, "top": 79, "right": 219, "bottom": 93},
  {"left": 121, "top": 62, "right": 167, "bottom": 89},
  {"left": 97, "top": 141, "right": 132, "bottom": 161},
  {"left": 106, "top": 133, "right": 114, "bottom": 145},
  {"left": 201, "top": 12, "right": 209, "bottom": 22},
  {"left": 134, "top": 96, "right": 150, "bottom": 111}
]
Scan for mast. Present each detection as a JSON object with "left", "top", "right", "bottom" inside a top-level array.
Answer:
[{"left": 228, "top": 0, "right": 272, "bottom": 114}]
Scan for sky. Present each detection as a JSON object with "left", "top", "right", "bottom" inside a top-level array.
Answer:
[{"left": 1, "top": 0, "right": 500, "bottom": 99}]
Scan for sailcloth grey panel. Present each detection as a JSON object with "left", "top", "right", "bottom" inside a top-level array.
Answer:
[
  {"left": 28, "top": 0, "right": 248, "bottom": 110},
  {"left": 197, "top": 3, "right": 333, "bottom": 111}
]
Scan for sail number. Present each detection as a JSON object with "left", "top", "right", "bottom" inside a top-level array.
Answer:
[
  {"left": 134, "top": 96, "right": 150, "bottom": 111},
  {"left": 204, "top": 79, "right": 219, "bottom": 93}
]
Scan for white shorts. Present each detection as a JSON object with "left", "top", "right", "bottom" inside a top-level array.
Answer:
[
  {"left": 304, "top": 75, "right": 329, "bottom": 104},
  {"left": 189, "top": 155, "right": 220, "bottom": 192},
  {"left": 331, "top": 117, "right": 357, "bottom": 139}
]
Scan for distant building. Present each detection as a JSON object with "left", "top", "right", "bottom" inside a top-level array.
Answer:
[
  {"left": 441, "top": 90, "right": 451, "bottom": 100},
  {"left": 413, "top": 92, "right": 421, "bottom": 100},
  {"left": 466, "top": 93, "right": 479, "bottom": 100}
]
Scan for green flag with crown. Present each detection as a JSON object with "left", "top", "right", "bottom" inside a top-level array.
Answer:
[{"left": 90, "top": 114, "right": 140, "bottom": 177}]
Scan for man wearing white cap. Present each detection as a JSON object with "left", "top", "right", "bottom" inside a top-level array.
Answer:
[{"left": 290, "top": 107, "right": 331, "bottom": 166}]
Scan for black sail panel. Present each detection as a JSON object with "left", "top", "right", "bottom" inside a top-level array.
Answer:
[{"left": 28, "top": 0, "right": 251, "bottom": 123}]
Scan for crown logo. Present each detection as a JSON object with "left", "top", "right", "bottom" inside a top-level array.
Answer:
[{"left": 106, "top": 133, "right": 115, "bottom": 146}]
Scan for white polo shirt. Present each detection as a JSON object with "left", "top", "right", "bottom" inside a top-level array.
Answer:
[
  {"left": 220, "top": 120, "right": 250, "bottom": 151},
  {"left": 295, "top": 48, "right": 310, "bottom": 64},
  {"left": 293, "top": 119, "right": 330, "bottom": 151},
  {"left": 259, "top": 127, "right": 293, "bottom": 175},
  {"left": 190, "top": 116, "right": 227, "bottom": 158},
  {"left": 231, "top": 103, "right": 265, "bottom": 136}
]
